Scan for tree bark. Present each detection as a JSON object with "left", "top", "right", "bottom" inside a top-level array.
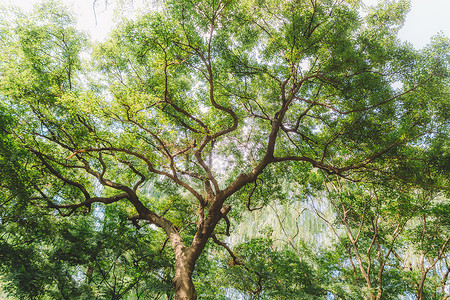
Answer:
[
  {"left": 416, "top": 271, "right": 426, "bottom": 300},
  {"left": 173, "top": 258, "right": 197, "bottom": 300},
  {"left": 167, "top": 229, "right": 199, "bottom": 300}
]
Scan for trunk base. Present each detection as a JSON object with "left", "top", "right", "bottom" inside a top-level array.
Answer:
[{"left": 173, "top": 272, "right": 197, "bottom": 300}]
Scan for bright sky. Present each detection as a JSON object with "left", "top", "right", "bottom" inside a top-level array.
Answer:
[
  {"left": 365, "top": 0, "right": 450, "bottom": 48},
  {"left": 1, "top": 0, "right": 450, "bottom": 48}
]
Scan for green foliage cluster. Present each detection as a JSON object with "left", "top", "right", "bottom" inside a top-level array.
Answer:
[
  {"left": 221, "top": 237, "right": 323, "bottom": 299},
  {"left": 1, "top": 199, "right": 175, "bottom": 299}
]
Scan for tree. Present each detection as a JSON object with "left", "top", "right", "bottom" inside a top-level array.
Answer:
[
  {"left": 0, "top": 0, "right": 449, "bottom": 299},
  {"left": 313, "top": 177, "right": 450, "bottom": 300}
]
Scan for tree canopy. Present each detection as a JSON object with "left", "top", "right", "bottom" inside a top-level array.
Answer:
[{"left": 0, "top": 0, "right": 449, "bottom": 299}]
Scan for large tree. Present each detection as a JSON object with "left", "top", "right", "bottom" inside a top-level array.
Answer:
[{"left": 0, "top": 0, "right": 449, "bottom": 299}]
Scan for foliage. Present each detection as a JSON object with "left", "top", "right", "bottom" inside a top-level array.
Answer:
[
  {"left": 221, "top": 237, "right": 324, "bottom": 299},
  {"left": 0, "top": 197, "right": 175, "bottom": 299},
  {"left": 312, "top": 177, "right": 450, "bottom": 299},
  {"left": 0, "top": 0, "right": 449, "bottom": 299}
]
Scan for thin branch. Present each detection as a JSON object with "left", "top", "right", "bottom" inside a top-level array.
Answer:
[{"left": 246, "top": 178, "right": 264, "bottom": 211}]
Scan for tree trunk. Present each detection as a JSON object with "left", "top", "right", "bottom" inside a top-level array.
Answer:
[
  {"left": 417, "top": 275, "right": 426, "bottom": 300},
  {"left": 173, "top": 258, "right": 197, "bottom": 300},
  {"left": 168, "top": 194, "right": 229, "bottom": 299}
]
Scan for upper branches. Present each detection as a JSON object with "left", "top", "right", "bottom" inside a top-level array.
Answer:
[{"left": 1, "top": 0, "right": 448, "bottom": 270}]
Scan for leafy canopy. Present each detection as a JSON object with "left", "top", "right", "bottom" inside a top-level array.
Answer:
[{"left": 0, "top": 0, "right": 449, "bottom": 299}]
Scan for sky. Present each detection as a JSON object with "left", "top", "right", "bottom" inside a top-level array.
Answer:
[
  {"left": 366, "top": 0, "right": 450, "bottom": 48},
  {"left": 1, "top": 0, "right": 450, "bottom": 48}
]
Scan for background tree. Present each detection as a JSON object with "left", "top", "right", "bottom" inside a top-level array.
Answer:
[
  {"left": 0, "top": 0, "right": 449, "bottom": 299},
  {"left": 313, "top": 177, "right": 449, "bottom": 300}
]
